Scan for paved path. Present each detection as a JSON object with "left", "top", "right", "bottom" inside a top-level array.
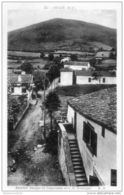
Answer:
[{"left": 8, "top": 99, "right": 64, "bottom": 186}]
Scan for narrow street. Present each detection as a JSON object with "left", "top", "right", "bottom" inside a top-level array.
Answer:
[{"left": 8, "top": 98, "right": 64, "bottom": 186}]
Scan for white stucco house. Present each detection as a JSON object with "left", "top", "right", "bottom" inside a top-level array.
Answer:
[
  {"left": 64, "top": 61, "right": 91, "bottom": 70},
  {"left": 60, "top": 68, "right": 74, "bottom": 86},
  {"left": 76, "top": 70, "right": 116, "bottom": 85},
  {"left": 60, "top": 68, "right": 116, "bottom": 86},
  {"left": 67, "top": 87, "right": 117, "bottom": 186},
  {"left": 8, "top": 73, "right": 33, "bottom": 99},
  {"left": 61, "top": 57, "right": 71, "bottom": 63}
]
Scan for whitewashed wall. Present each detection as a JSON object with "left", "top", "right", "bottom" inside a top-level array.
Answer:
[
  {"left": 13, "top": 86, "right": 22, "bottom": 95},
  {"left": 64, "top": 65, "right": 89, "bottom": 70},
  {"left": 60, "top": 72, "right": 73, "bottom": 86},
  {"left": 76, "top": 76, "right": 116, "bottom": 85},
  {"left": 67, "top": 105, "right": 75, "bottom": 128},
  {"left": 76, "top": 112, "right": 116, "bottom": 186},
  {"left": 100, "top": 76, "right": 116, "bottom": 84}
]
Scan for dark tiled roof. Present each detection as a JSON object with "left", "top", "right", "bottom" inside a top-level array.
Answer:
[
  {"left": 8, "top": 74, "right": 33, "bottom": 84},
  {"left": 75, "top": 70, "right": 92, "bottom": 76},
  {"left": 68, "top": 87, "right": 116, "bottom": 133},
  {"left": 75, "top": 70, "right": 116, "bottom": 77},
  {"left": 60, "top": 67, "right": 73, "bottom": 72},
  {"left": 65, "top": 61, "right": 89, "bottom": 66}
]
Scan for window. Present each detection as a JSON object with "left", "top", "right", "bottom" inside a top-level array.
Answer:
[
  {"left": 83, "top": 122, "right": 97, "bottom": 156},
  {"left": 103, "top": 78, "right": 105, "bottom": 83},
  {"left": 88, "top": 77, "right": 91, "bottom": 82},
  {"left": 111, "top": 169, "right": 117, "bottom": 186},
  {"left": 11, "top": 87, "right": 14, "bottom": 93},
  {"left": 22, "top": 87, "right": 26, "bottom": 93},
  {"left": 102, "top": 127, "right": 105, "bottom": 137}
]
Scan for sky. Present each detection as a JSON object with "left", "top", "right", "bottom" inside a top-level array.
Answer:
[{"left": 7, "top": 3, "right": 117, "bottom": 31}]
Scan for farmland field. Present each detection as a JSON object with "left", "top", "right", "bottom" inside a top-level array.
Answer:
[
  {"left": 8, "top": 51, "right": 41, "bottom": 58},
  {"left": 8, "top": 58, "right": 48, "bottom": 70}
]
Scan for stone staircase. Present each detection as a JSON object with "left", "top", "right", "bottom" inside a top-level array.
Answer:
[{"left": 69, "top": 139, "right": 88, "bottom": 186}]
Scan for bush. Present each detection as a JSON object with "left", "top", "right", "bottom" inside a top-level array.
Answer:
[{"left": 44, "top": 131, "right": 58, "bottom": 155}]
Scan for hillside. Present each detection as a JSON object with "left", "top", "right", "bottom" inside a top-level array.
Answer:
[{"left": 8, "top": 18, "right": 116, "bottom": 52}]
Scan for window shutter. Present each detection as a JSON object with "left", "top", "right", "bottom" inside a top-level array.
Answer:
[
  {"left": 83, "top": 122, "right": 90, "bottom": 143},
  {"left": 111, "top": 169, "right": 117, "bottom": 186},
  {"left": 91, "top": 131, "right": 97, "bottom": 156}
]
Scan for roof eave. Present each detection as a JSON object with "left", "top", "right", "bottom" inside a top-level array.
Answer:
[{"left": 67, "top": 101, "right": 116, "bottom": 135}]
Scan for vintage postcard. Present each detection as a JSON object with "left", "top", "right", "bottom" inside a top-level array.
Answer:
[{"left": 0, "top": 0, "right": 123, "bottom": 194}]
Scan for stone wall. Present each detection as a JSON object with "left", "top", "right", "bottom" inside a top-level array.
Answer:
[{"left": 58, "top": 123, "right": 76, "bottom": 186}]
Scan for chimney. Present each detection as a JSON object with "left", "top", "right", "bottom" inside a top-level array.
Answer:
[
  {"left": 18, "top": 75, "right": 21, "bottom": 82},
  {"left": 21, "top": 71, "right": 26, "bottom": 75}
]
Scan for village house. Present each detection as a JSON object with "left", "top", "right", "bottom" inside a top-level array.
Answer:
[
  {"left": 8, "top": 73, "right": 33, "bottom": 99},
  {"left": 64, "top": 61, "right": 91, "bottom": 71},
  {"left": 66, "top": 87, "right": 117, "bottom": 186},
  {"left": 61, "top": 57, "right": 71, "bottom": 63},
  {"left": 76, "top": 70, "right": 116, "bottom": 85},
  {"left": 60, "top": 68, "right": 74, "bottom": 86},
  {"left": 95, "top": 51, "right": 111, "bottom": 60},
  {"left": 60, "top": 69, "right": 116, "bottom": 86}
]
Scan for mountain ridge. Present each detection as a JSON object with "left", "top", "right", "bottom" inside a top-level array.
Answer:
[{"left": 8, "top": 18, "right": 116, "bottom": 52}]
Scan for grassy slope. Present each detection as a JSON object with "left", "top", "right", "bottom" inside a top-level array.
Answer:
[
  {"left": 55, "top": 84, "right": 116, "bottom": 97},
  {"left": 8, "top": 18, "right": 116, "bottom": 51}
]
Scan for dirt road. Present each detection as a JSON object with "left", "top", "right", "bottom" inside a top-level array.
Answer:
[{"left": 8, "top": 99, "right": 64, "bottom": 186}]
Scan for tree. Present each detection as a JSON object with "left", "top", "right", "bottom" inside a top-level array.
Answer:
[
  {"left": 47, "top": 65, "right": 60, "bottom": 83},
  {"left": 70, "top": 54, "right": 77, "bottom": 61},
  {"left": 110, "top": 51, "right": 116, "bottom": 59},
  {"left": 8, "top": 97, "right": 20, "bottom": 125},
  {"left": 48, "top": 53, "right": 54, "bottom": 61},
  {"left": 92, "top": 71, "right": 101, "bottom": 83},
  {"left": 53, "top": 57, "right": 63, "bottom": 69},
  {"left": 21, "top": 62, "right": 33, "bottom": 74},
  {"left": 40, "top": 52, "right": 44, "bottom": 58},
  {"left": 33, "top": 70, "right": 49, "bottom": 91},
  {"left": 44, "top": 91, "right": 60, "bottom": 131},
  {"left": 90, "top": 58, "right": 97, "bottom": 67}
]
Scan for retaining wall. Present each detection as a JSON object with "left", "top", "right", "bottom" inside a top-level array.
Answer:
[{"left": 58, "top": 123, "right": 76, "bottom": 186}]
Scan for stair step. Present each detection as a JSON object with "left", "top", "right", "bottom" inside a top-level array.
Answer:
[
  {"left": 76, "top": 177, "right": 87, "bottom": 182},
  {"left": 72, "top": 158, "right": 82, "bottom": 161},
  {"left": 71, "top": 154, "right": 81, "bottom": 158},
  {"left": 70, "top": 147, "right": 78, "bottom": 149},
  {"left": 69, "top": 139, "right": 77, "bottom": 142},
  {"left": 70, "top": 150, "right": 79, "bottom": 153},
  {"left": 69, "top": 145, "right": 78, "bottom": 147},
  {"left": 75, "top": 173, "right": 86, "bottom": 177},
  {"left": 74, "top": 169, "right": 84, "bottom": 173},
  {"left": 70, "top": 149, "right": 79, "bottom": 152},
  {"left": 73, "top": 166, "right": 83, "bottom": 170},
  {"left": 69, "top": 142, "right": 77, "bottom": 144},
  {"left": 77, "top": 182, "right": 88, "bottom": 186},
  {"left": 72, "top": 160, "right": 82, "bottom": 164},
  {"left": 71, "top": 151, "right": 79, "bottom": 156},
  {"left": 70, "top": 145, "right": 79, "bottom": 151}
]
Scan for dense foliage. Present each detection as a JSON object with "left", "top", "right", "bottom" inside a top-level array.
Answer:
[
  {"left": 33, "top": 70, "right": 49, "bottom": 91},
  {"left": 44, "top": 91, "right": 60, "bottom": 131},
  {"left": 21, "top": 62, "right": 33, "bottom": 74}
]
